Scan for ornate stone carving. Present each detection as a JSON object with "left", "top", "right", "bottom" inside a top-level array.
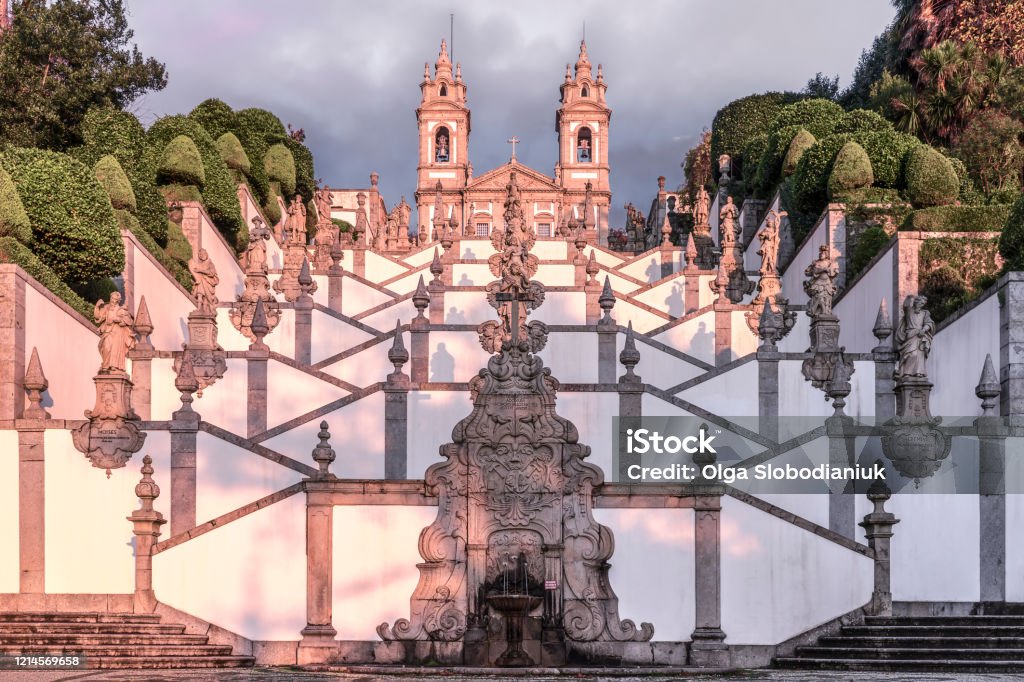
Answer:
[
  {"left": 382, "top": 170, "right": 652, "bottom": 655},
  {"left": 746, "top": 210, "right": 795, "bottom": 340},
  {"left": 313, "top": 220, "right": 339, "bottom": 274},
  {"left": 894, "top": 296, "right": 934, "bottom": 381},
  {"left": 693, "top": 186, "right": 710, "bottom": 228},
  {"left": 801, "top": 245, "right": 854, "bottom": 397},
  {"left": 175, "top": 276, "right": 227, "bottom": 398},
  {"left": 804, "top": 244, "right": 838, "bottom": 318},
  {"left": 314, "top": 186, "right": 333, "bottom": 227},
  {"left": 188, "top": 248, "right": 219, "bottom": 315},
  {"left": 275, "top": 237, "right": 317, "bottom": 302},
  {"left": 231, "top": 218, "right": 282, "bottom": 344},
  {"left": 709, "top": 197, "right": 753, "bottom": 304},
  {"left": 285, "top": 193, "right": 307, "bottom": 246},
  {"left": 73, "top": 293, "right": 146, "bottom": 476}
]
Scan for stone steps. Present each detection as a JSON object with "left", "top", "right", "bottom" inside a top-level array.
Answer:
[
  {"left": 0, "top": 612, "right": 254, "bottom": 669},
  {"left": 776, "top": 614, "right": 1024, "bottom": 672}
]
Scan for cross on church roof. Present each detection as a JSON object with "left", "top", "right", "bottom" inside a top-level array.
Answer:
[{"left": 507, "top": 136, "right": 520, "bottom": 161}]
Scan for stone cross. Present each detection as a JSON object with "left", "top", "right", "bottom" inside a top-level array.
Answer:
[
  {"left": 507, "top": 136, "right": 520, "bottom": 160},
  {"left": 495, "top": 289, "right": 532, "bottom": 342}
]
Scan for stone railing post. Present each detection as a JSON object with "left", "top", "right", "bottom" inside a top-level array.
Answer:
[
  {"left": 410, "top": 276, "right": 430, "bottom": 383},
  {"left": 684, "top": 234, "right": 701, "bottom": 315},
  {"left": 872, "top": 299, "right": 896, "bottom": 421},
  {"left": 246, "top": 299, "right": 271, "bottom": 438},
  {"left": 18, "top": 348, "right": 47, "bottom": 594},
  {"left": 327, "top": 239, "right": 344, "bottom": 313},
  {"left": 859, "top": 468, "right": 898, "bottom": 616},
  {"left": 660, "top": 242, "right": 675, "bottom": 279},
  {"left": 294, "top": 258, "right": 315, "bottom": 366},
  {"left": 713, "top": 302, "right": 732, "bottom": 367},
  {"left": 977, "top": 354, "right": 1007, "bottom": 602},
  {"left": 757, "top": 346, "right": 780, "bottom": 444},
  {"left": 584, "top": 252, "right": 601, "bottom": 325},
  {"left": 597, "top": 277, "right": 617, "bottom": 383},
  {"left": 384, "top": 321, "right": 410, "bottom": 479},
  {"left": 128, "top": 455, "right": 166, "bottom": 613},
  {"left": 0, "top": 267, "right": 26, "bottom": 420},
  {"left": 826, "top": 362, "right": 856, "bottom": 539},
  {"left": 351, "top": 240, "right": 367, "bottom": 278},
  {"left": 170, "top": 350, "right": 200, "bottom": 535},
  {"left": 429, "top": 248, "right": 445, "bottom": 324},
  {"left": 690, "top": 445, "right": 728, "bottom": 667},
  {"left": 300, "top": 422, "right": 338, "bottom": 663},
  {"left": 130, "top": 296, "right": 155, "bottom": 420},
  {"left": 617, "top": 322, "right": 643, "bottom": 481}
]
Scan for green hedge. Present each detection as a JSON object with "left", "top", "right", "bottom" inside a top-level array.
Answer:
[
  {"left": 828, "top": 141, "right": 874, "bottom": 200},
  {"left": 0, "top": 148, "right": 123, "bottom": 288},
  {"left": 216, "top": 132, "right": 250, "bottom": 174},
  {"left": 783, "top": 129, "right": 816, "bottom": 177},
  {"left": 264, "top": 181, "right": 283, "bottom": 225},
  {"left": 188, "top": 98, "right": 236, "bottom": 141},
  {"left": 905, "top": 145, "right": 959, "bottom": 208},
  {"left": 75, "top": 107, "right": 168, "bottom": 245},
  {"left": 710, "top": 92, "right": 797, "bottom": 175},
  {"left": 146, "top": 115, "right": 246, "bottom": 251},
  {"left": 116, "top": 209, "right": 191, "bottom": 289},
  {"left": 157, "top": 134, "right": 206, "bottom": 188},
  {"left": 0, "top": 167, "right": 31, "bottom": 244},
  {"left": 768, "top": 98, "right": 844, "bottom": 139},
  {"left": 849, "top": 225, "right": 892, "bottom": 280},
  {"left": 753, "top": 124, "right": 802, "bottom": 196},
  {"left": 903, "top": 205, "right": 1011, "bottom": 232},
  {"left": 834, "top": 109, "right": 892, "bottom": 134},
  {"left": 741, "top": 133, "right": 769, "bottom": 186},
  {"left": 94, "top": 155, "right": 137, "bottom": 211},
  {"left": 851, "top": 129, "right": 919, "bottom": 189},
  {"left": 165, "top": 220, "right": 193, "bottom": 266},
  {"left": 264, "top": 144, "right": 296, "bottom": 196},
  {"left": 283, "top": 138, "right": 315, "bottom": 201},
  {"left": 0, "top": 236, "right": 92, "bottom": 318},
  {"left": 1000, "top": 195, "right": 1024, "bottom": 271},
  {"left": 232, "top": 108, "right": 286, "bottom": 204}
]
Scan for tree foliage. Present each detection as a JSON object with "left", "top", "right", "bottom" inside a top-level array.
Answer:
[
  {"left": 682, "top": 129, "right": 712, "bottom": 201},
  {"left": 953, "top": 109, "right": 1024, "bottom": 196},
  {"left": 904, "top": 144, "right": 960, "bottom": 207},
  {"left": 828, "top": 141, "right": 875, "bottom": 199},
  {"left": 802, "top": 73, "right": 840, "bottom": 101},
  {"left": 0, "top": 0, "right": 166, "bottom": 150},
  {"left": 710, "top": 92, "right": 798, "bottom": 175}
]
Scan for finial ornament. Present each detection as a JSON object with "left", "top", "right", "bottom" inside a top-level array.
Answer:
[
  {"left": 311, "top": 421, "right": 337, "bottom": 479},
  {"left": 976, "top": 354, "right": 1000, "bottom": 416},
  {"left": 619, "top": 321, "right": 641, "bottom": 384},
  {"left": 23, "top": 347, "right": 49, "bottom": 419}
]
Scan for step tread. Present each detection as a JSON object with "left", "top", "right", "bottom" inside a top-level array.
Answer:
[
  {"left": 0, "top": 613, "right": 161, "bottom": 623},
  {"left": 0, "top": 623, "right": 186, "bottom": 634},
  {"left": 0, "top": 634, "right": 210, "bottom": 645},
  {"left": 87, "top": 655, "right": 255, "bottom": 670},
  {"left": 0, "top": 645, "right": 234, "bottom": 656}
]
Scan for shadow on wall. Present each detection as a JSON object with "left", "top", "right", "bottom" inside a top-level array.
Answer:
[
  {"left": 463, "top": 248, "right": 476, "bottom": 259},
  {"left": 446, "top": 307, "right": 467, "bottom": 324},
  {"left": 458, "top": 273, "right": 474, "bottom": 286},
  {"left": 431, "top": 343, "right": 455, "bottom": 382},
  {"left": 692, "top": 321, "right": 714, "bottom": 361},
  {"left": 645, "top": 258, "right": 660, "bottom": 284},
  {"left": 665, "top": 283, "right": 683, "bottom": 318}
]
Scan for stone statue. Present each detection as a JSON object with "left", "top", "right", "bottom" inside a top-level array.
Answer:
[
  {"left": 94, "top": 292, "right": 136, "bottom": 373},
  {"left": 243, "top": 221, "right": 269, "bottom": 274},
  {"left": 286, "top": 194, "right": 307, "bottom": 245},
  {"left": 399, "top": 197, "right": 411, "bottom": 229},
  {"left": 314, "top": 187, "right": 332, "bottom": 226},
  {"left": 693, "top": 186, "right": 710, "bottom": 226},
  {"left": 895, "top": 296, "right": 935, "bottom": 379},
  {"left": 189, "top": 248, "right": 219, "bottom": 314},
  {"left": 758, "top": 210, "right": 781, "bottom": 276},
  {"left": 719, "top": 196, "right": 738, "bottom": 246},
  {"left": 803, "top": 244, "right": 838, "bottom": 318}
]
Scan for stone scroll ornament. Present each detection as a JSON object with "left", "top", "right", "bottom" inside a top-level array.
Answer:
[
  {"left": 72, "top": 292, "right": 146, "bottom": 476},
  {"left": 230, "top": 217, "right": 282, "bottom": 342},
  {"left": 881, "top": 295, "right": 951, "bottom": 482},
  {"left": 379, "top": 170, "right": 653, "bottom": 646}
]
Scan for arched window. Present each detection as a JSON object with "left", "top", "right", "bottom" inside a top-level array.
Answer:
[
  {"left": 581, "top": 85, "right": 589, "bottom": 98},
  {"left": 435, "top": 126, "right": 450, "bottom": 163},
  {"left": 439, "top": 83, "right": 448, "bottom": 97},
  {"left": 576, "top": 127, "right": 592, "bottom": 163}
]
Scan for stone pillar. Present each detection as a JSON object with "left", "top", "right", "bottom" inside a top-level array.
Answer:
[
  {"left": 977, "top": 354, "right": 1007, "bottom": 602},
  {"left": 826, "top": 405, "right": 856, "bottom": 539},
  {"left": 0, "top": 267, "right": 26, "bottom": 420},
  {"left": 584, "top": 280, "right": 601, "bottom": 325},
  {"left": 617, "top": 322, "right": 643, "bottom": 482},
  {"left": 327, "top": 261, "right": 344, "bottom": 313},
  {"left": 429, "top": 249, "right": 446, "bottom": 324},
  {"left": 169, "top": 352, "right": 200, "bottom": 536},
  {"left": 18, "top": 425, "right": 44, "bottom": 593},
  {"left": 691, "top": 488, "right": 728, "bottom": 667},
  {"left": 295, "top": 294, "right": 313, "bottom": 366},
  {"left": 300, "top": 424, "right": 338, "bottom": 661},
  {"left": 410, "top": 276, "right": 430, "bottom": 384},
  {"left": 660, "top": 243, "right": 674, "bottom": 278},
  {"left": 351, "top": 242, "right": 366, "bottom": 278},
  {"left": 684, "top": 234, "right": 701, "bottom": 314},
  {"left": 872, "top": 299, "right": 896, "bottom": 421},
  {"left": 384, "top": 321, "right": 410, "bottom": 479},
  {"left": 247, "top": 350, "right": 268, "bottom": 438},
  {"left": 130, "top": 297, "right": 155, "bottom": 420},
  {"left": 1000, "top": 273, "right": 1024, "bottom": 419},
  {"left": 714, "top": 305, "right": 731, "bottom": 367},
  {"left": 128, "top": 455, "right": 166, "bottom": 613},
  {"left": 858, "top": 473, "right": 898, "bottom": 616},
  {"left": 597, "top": 277, "right": 617, "bottom": 383},
  {"left": 757, "top": 348, "right": 780, "bottom": 443}
]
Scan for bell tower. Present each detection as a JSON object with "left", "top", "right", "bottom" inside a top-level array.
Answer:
[
  {"left": 415, "top": 39, "right": 470, "bottom": 235},
  {"left": 555, "top": 41, "right": 611, "bottom": 243}
]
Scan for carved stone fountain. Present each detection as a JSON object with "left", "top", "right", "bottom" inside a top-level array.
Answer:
[{"left": 378, "top": 171, "right": 653, "bottom": 666}]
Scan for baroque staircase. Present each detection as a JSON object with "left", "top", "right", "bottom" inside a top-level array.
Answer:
[
  {"left": 776, "top": 613, "right": 1024, "bottom": 673},
  {"left": 0, "top": 612, "right": 254, "bottom": 669}
]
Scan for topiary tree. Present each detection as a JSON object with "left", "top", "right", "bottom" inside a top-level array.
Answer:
[
  {"left": 146, "top": 115, "right": 246, "bottom": 250},
  {"left": 231, "top": 107, "right": 287, "bottom": 204},
  {"left": 75, "top": 107, "right": 168, "bottom": 245},
  {"left": 740, "top": 133, "right": 769, "bottom": 187},
  {"left": 834, "top": 109, "right": 893, "bottom": 134},
  {"left": 768, "top": 98, "right": 845, "bottom": 139},
  {"left": 828, "top": 141, "right": 874, "bottom": 199},
  {"left": 753, "top": 125, "right": 802, "bottom": 196},
  {"left": 188, "top": 98, "right": 237, "bottom": 141},
  {"left": 264, "top": 144, "right": 297, "bottom": 196},
  {"left": 216, "top": 132, "right": 251, "bottom": 175},
  {"left": 710, "top": 92, "right": 797, "bottom": 176},
  {"left": 93, "top": 155, "right": 137, "bottom": 211},
  {"left": 904, "top": 145, "right": 960, "bottom": 208},
  {"left": 851, "top": 129, "right": 920, "bottom": 189},
  {"left": 783, "top": 129, "right": 817, "bottom": 177},
  {"left": 791, "top": 134, "right": 851, "bottom": 219},
  {"left": 283, "top": 137, "right": 315, "bottom": 200},
  {"left": 0, "top": 167, "right": 32, "bottom": 244},
  {"left": 157, "top": 135, "right": 206, "bottom": 188},
  {"left": 1000, "top": 194, "right": 1024, "bottom": 272},
  {"left": 0, "top": 147, "right": 123, "bottom": 289}
]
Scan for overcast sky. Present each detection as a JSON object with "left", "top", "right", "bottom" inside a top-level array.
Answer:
[{"left": 125, "top": 0, "right": 895, "bottom": 228}]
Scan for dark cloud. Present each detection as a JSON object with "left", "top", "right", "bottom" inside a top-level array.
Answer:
[{"left": 125, "top": 0, "right": 895, "bottom": 228}]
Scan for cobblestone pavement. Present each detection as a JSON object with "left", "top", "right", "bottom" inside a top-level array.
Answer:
[{"left": 3, "top": 669, "right": 1024, "bottom": 682}]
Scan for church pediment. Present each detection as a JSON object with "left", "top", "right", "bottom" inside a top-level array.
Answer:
[{"left": 467, "top": 163, "right": 560, "bottom": 192}]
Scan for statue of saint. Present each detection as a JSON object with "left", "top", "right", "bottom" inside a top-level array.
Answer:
[
  {"left": 803, "top": 244, "right": 838, "bottom": 318},
  {"left": 693, "top": 187, "right": 710, "bottom": 226},
  {"left": 720, "top": 196, "right": 739, "bottom": 246},
  {"left": 286, "top": 194, "right": 307, "bottom": 244},
  {"left": 243, "top": 220, "right": 269, "bottom": 274},
  {"left": 399, "top": 197, "right": 411, "bottom": 228},
  {"left": 94, "top": 292, "right": 135, "bottom": 373},
  {"left": 314, "top": 187, "right": 333, "bottom": 226},
  {"left": 436, "top": 134, "right": 449, "bottom": 162},
  {"left": 895, "top": 296, "right": 935, "bottom": 379},
  {"left": 758, "top": 211, "right": 781, "bottom": 276},
  {"left": 189, "top": 248, "right": 219, "bottom": 314}
]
